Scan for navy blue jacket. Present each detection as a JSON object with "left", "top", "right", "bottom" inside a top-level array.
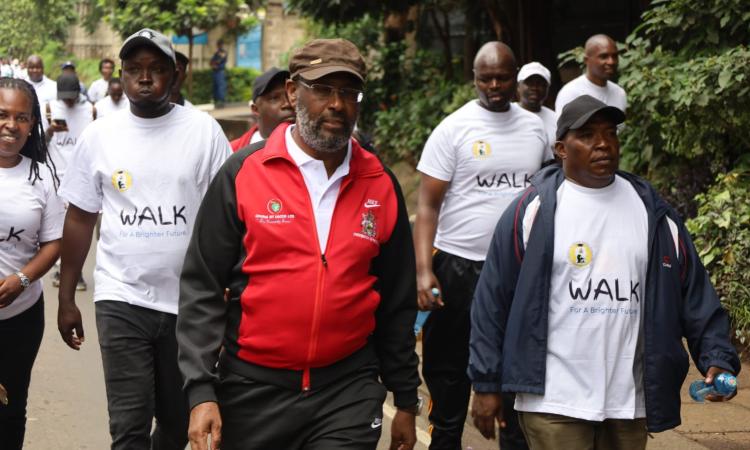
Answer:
[{"left": 469, "top": 165, "right": 740, "bottom": 432}]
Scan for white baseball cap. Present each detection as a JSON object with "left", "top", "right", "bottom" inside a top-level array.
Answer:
[{"left": 517, "top": 62, "right": 551, "bottom": 84}]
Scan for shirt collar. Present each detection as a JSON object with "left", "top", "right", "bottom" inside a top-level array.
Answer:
[{"left": 285, "top": 125, "right": 351, "bottom": 176}]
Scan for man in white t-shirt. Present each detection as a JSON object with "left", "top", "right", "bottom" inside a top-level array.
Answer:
[
  {"left": 94, "top": 77, "right": 129, "bottom": 119},
  {"left": 414, "top": 41, "right": 549, "bottom": 450},
  {"left": 554, "top": 34, "right": 626, "bottom": 119},
  {"left": 469, "top": 95, "right": 740, "bottom": 450},
  {"left": 88, "top": 58, "right": 116, "bottom": 103},
  {"left": 56, "top": 28, "right": 231, "bottom": 450},
  {"left": 517, "top": 62, "right": 556, "bottom": 156},
  {"left": 44, "top": 73, "right": 95, "bottom": 181},
  {"left": 25, "top": 55, "right": 56, "bottom": 105}
]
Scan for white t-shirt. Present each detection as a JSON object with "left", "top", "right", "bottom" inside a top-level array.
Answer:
[
  {"left": 531, "top": 105, "right": 556, "bottom": 154},
  {"left": 88, "top": 78, "right": 109, "bottom": 103},
  {"left": 58, "top": 105, "right": 232, "bottom": 314},
  {"left": 0, "top": 157, "right": 64, "bottom": 320},
  {"left": 28, "top": 76, "right": 57, "bottom": 105},
  {"left": 285, "top": 125, "right": 351, "bottom": 253},
  {"left": 515, "top": 176, "right": 648, "bottom": 421},
  {"left": 417, "top": 101, "right": 550, "bottom": 261},
  {"left": 44, "top": 97, "right": 95, "bottom": 179},
  {"left": 555, "top": 74, "right": 627, "bottom": 118},
  {"left": 250, "top": 130, "right": 263, "bottom": 144},
  {"left": 95, "top": 96, "right": 129, "bottom": 119}
]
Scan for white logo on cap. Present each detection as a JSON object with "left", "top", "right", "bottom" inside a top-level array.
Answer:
[{"left": 139, "top": 30, "right": 154, "bottom": 39}]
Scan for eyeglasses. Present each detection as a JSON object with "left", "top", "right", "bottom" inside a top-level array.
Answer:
[{"left": 297, "top": 80, "right": 364, "bottom": 104}]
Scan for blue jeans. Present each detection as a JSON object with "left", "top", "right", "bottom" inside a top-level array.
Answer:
[{"left": 95, "top": 300, "right": 189, "bottom": 450}]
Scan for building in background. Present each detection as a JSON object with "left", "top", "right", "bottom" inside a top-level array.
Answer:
[{"left": 66, "top": 1, "right": 305, "bottom": 72}]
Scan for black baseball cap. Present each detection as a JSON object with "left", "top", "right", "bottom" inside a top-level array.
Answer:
[
  {"left": 556, "top": 95, "right": 625, "bottom": 141},
  {"left": 175, "top": 51, "right": 189, "bottom": 67},
  {"left": 252, "top": 67, "right": 289, "bottom": 102},
  {"left": 61, "top": 60, "right": 76, "bottom": 70},
  {"left": 57, "top": 73, "right": 80, "bottom": 99},
  {"left": 119, "top": 28, "right": 176, "bottom": 65}
]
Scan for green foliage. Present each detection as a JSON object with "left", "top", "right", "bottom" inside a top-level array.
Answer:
[
  {"left": 287, "top": 0, "right": 417, "bottom": 25},
  {"left": 633, "top": 0, "right": 750, "bottom": 55},
  {"left": 186, "top": 67, "right": 259, "bottom": 104},
  {"left": 88, "top": 0, "right": 249, "bottom": 37},
  {"left": 687, "top": 171, "right": 750, "bottom": 352},
  {"left": 0, "top": 0, "right": 77, "bottom": 58},
  {"left": 617, "top": 45, "right": 750, "bottom": 175},
  {"left": 373, "top": 78, "right": 474, "bottom": 165}
]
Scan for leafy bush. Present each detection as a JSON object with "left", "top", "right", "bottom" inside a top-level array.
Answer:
[
  {"left": 373, "top": 80, "right": 474, "bottom": 165},
  {"left": 186, "top": 67, "right": 260, "bottom": 105},
  {"left": 687, "top": 171, "right": 750, "bottom": 354}
]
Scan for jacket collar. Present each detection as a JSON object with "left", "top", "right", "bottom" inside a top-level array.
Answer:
[
  {"left": 530, "top": 164, "right": 671, "bottom": 220},
  {"left": 259, "top": 122, "right": 383, "bottom": 179}
]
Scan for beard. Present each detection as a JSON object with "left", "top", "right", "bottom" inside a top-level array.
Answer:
[{"left": 296, "top": 101, "right": 354, "bottom": 154}]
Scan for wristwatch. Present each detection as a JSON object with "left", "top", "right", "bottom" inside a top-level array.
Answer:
[
  {"left": 15, "top": 271, "right": 31, "bottom": 290},
  {"left": 398, "top": 396, "right": 424, "bottom": 416}
]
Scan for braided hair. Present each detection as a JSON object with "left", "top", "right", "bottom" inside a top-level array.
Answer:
[{"left": 0, "top": 77, "right": 59, "bottom": 189}]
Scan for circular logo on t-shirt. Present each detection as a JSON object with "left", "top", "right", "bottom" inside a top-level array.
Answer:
[
  {"left": 472, "top": 140, "right": 492, "bottom": 159},
  {"left": 568, "top": 242, "right": 593, "bottom": 268},
  {"left": 111, "top": 170, "right": 132, "bottom": 192},
  {"left": 267, "top": 199, "right": 282, "bottom": 214}
]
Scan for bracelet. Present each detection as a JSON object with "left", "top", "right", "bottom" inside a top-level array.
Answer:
[{"left": 15, "top": 271, "right": 31, "bottom": 290}]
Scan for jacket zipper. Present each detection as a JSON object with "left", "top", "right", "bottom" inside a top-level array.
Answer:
[{"left": 300, "top": 176, "right": 350, "bottom": 392}]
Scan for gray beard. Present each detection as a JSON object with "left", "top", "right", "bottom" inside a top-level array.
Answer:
[{"left": 296, "top": 101, "right": 352, "bottom": 154}]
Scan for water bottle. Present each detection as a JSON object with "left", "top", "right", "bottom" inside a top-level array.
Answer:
[
  {"left": 689, "top": 372, "right": 737, "bottom": 402},
  {"left": 414, "top": 288, "right": 439, "bottom": 336},
  {"left": 414, "top": 311, "right": 431, "bottom": 336}
]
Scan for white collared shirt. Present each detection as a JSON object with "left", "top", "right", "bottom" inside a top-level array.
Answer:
[{"left": 285, "top": 126, "right": 351, "bottom": 253}]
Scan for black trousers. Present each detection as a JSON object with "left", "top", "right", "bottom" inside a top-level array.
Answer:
[
  {"left": 217, "top": 365, "right": 387, "bottom": 450},
  {"left": 0, "top": 296, "right": 44, "bottom": 450},
  {"left": 95, "top": 300, "right": 189, "bottom": 450},
  {"left": 422, "top": 251, "right": 527, "bottom": 450}
]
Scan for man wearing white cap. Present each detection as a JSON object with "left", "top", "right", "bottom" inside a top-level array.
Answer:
[{"left": 517, "top": 62, "right": 556, "bottom": 155}]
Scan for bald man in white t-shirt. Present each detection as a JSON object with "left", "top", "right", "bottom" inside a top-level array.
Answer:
[
  {"left": 555, "top": 34, "right": 627, "bottom": 119},
  {"left": 414, "top": 42, "right": 549, "bottom": 450}
]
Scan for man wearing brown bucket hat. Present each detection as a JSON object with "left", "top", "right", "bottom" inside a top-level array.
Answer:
[{"left": 178, "top": 38, "right": 420, "bottom": 450}]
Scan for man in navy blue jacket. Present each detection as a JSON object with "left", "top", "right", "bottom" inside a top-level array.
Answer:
[{"left": 468, "top": 95, "right": 740, "bottom": 450}]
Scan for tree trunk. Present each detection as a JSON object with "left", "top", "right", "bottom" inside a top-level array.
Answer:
[
  {"left": 429, "top": 6, "right": 453, "bottom": 80},
  {"left": 187, "top": 29, "right": 194, "bottom": 99},
  {"left": 481, "top": 0, "right": 505, "bottom": 41}
]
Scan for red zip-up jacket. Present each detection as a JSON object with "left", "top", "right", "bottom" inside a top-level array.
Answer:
[
  {"left": 229, "top": 124, "right": 258, "bottom": 152},
  {"left": 178, "top": 123, "right": 420, "bottom": 409}
]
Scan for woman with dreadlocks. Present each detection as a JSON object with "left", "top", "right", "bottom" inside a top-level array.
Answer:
[{"left": 0, "top": 77, "right": 63, "bottom": 448}]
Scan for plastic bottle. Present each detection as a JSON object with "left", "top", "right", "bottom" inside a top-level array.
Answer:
[
  {"left": 689, "top": 372, "right": 737, "bottom": 402},
  {"left": 414, "top": 288, "right": 439, "bottom": 336}
]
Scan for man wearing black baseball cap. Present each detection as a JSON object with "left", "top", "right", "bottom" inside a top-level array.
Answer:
[
  {"left": 178, "top": 38, "right": 420, "bottom": 450},
  {"left": 469, "top": 95, "right": 739, "bottom": 450},
  {"left": 57, "top": 27, "right": 231, "bottom": 450},
  {"left": 229, "top": 66, "right": 294, "bottom": 151}
]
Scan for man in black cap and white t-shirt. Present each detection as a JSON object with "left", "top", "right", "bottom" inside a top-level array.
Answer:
[
  {"left": 470, "top": 95, "right": 739, "bottom": 450},
  {"left": 57, "top": 28, "right": 231, "bottom": 450}
]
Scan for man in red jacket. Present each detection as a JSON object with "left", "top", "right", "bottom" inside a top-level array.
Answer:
[
  {"left": 178, "top": 38, "right": 420, "bottom": 450},
  {"left": 229, "top": 67, "right": 294, "bottom": 151}
]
